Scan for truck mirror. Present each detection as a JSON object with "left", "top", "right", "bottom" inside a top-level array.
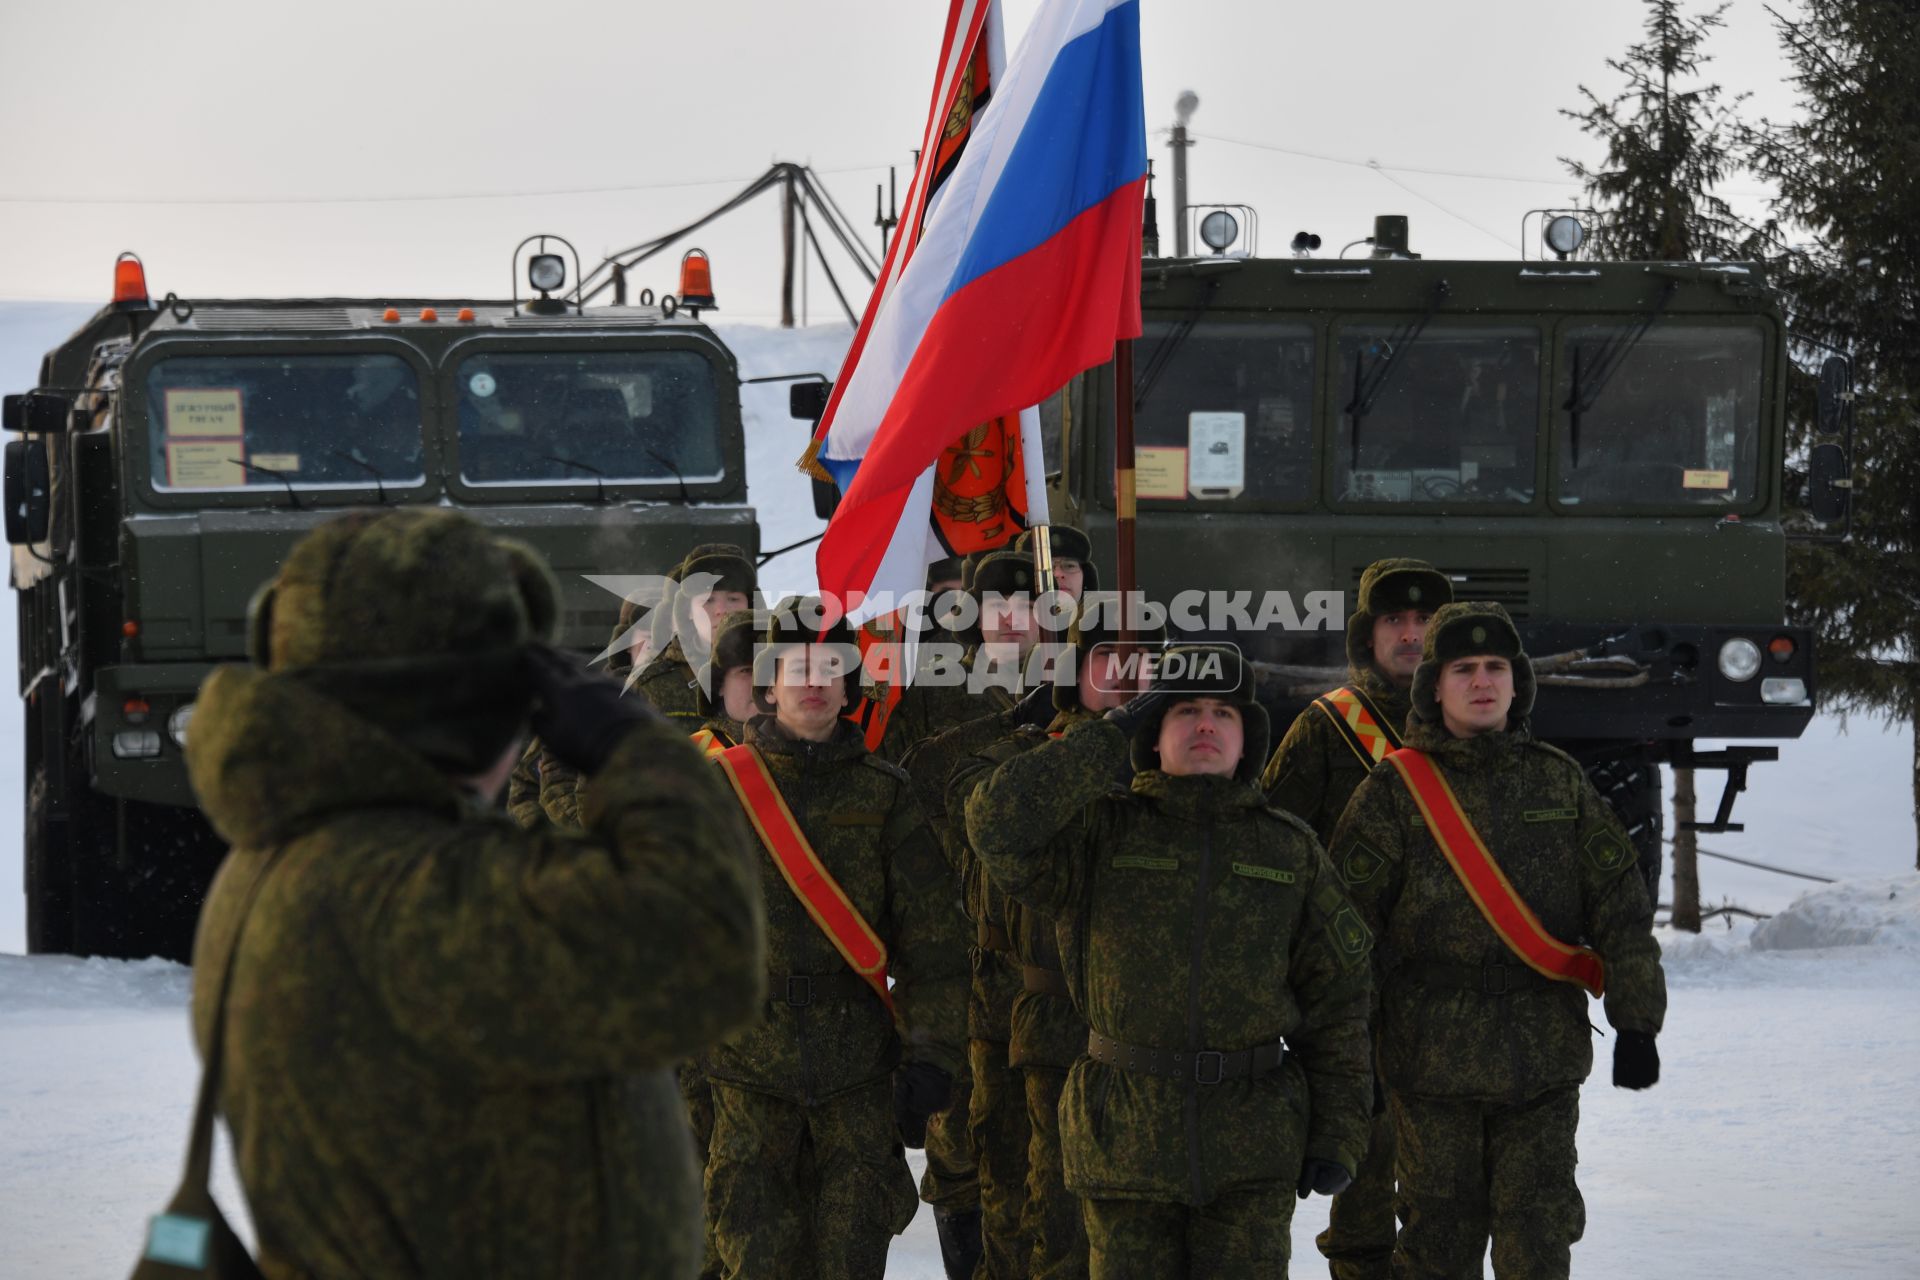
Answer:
[
  {"left": 1816, "top": 355, "right": 1850, "bottom": 434},
  {"left": 3, "top": 390, "right": 73, "bottom": 434},
  {"left": 4, "top": 437, "right": 51, "bottom": 545},
  {"left": 1807, "top": 442, "right": 1850, "bottom": 524},
  {"left": 812, "top": 473, "right": 841, "bottom": 520},
  {"left": 789, "top": 380, "right": 831, "bottom": 422}
]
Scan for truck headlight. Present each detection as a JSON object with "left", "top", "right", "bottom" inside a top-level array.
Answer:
[
  {"left": 1761, "top": 678, "right": 1808, "bottom": 705},
  {"left": 167, "top": 703, "right": 194, "bottom": 747},
  {"left": 111, "top": 730, "right": 162, "bottom": 760},
  {"left": 1717, "top": 637, "right": 1762, "bottom": 682}
]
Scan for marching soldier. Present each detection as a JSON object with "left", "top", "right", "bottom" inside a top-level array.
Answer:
[
  {"left": 187, "top": 509, "right": 764, "bottom": 1277},
  {"left": 701, "top": 598, "right": 970, "bottom": 1280},
  {"left": 1260, "top": 557, "right": 1452, "bottom": 1280},
  {"left": 966, "top": 645, "right": 1375, "bottom": 1277},
  {"left": 691, "top": 608, "right": 761, "bottom": 755},
  {"left": 1328, "top": 603, "right": 1666, "bottom": 1279},
  {"left": 942, "top": 596, "right": 1153, "bottom": 1279}
]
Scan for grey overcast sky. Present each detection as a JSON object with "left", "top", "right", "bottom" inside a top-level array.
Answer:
[{"left": 0, "top": 0, "right": 1803, "bottom": 322}]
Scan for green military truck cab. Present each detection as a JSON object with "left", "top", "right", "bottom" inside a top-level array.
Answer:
[
  {"left": 1048, "top": 226, "right": 1843, "bottom": 890},
  {"left": 8, "top": 253, "right": 754, "bottom": 959}
]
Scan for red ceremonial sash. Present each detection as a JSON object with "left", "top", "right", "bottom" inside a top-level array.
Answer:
[
  {"left": 690, "top": 728, "right": 731, "bottom": 759},
  {"left": 712, "top": 744, "right": 895, "bottom": 1013},
  {"left": 1315, "top": 685, "right": 1402, "bottom": 768},
  {"left": 1387, "top": 748, "right": 1606, "bottom": 998}
]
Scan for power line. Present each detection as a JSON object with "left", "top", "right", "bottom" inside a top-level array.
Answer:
[
  {"left": 1365, "top": 162, "right": 1521, "bottom": 253},
  {"left": 1665, "top": 836, "right": 1837, "bottom": 884},
  {"left": 0, "top": 163, "right": 895, "bottom": 208}
]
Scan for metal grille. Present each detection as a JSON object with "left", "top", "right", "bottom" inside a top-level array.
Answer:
[{"left": 189, "top": 308, "right": 358, "bottom": 331}]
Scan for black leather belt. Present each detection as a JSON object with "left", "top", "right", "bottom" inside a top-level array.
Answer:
[
  {"left": 1414, "top": 959, "right": 1556, "bottom": 996},
  {"left": 1021, "top": 965, "right": 1070, "bottom": 998},
  {"left": 1086, "top": 1029, "right": 1287, "bottom": 1085},
  {"left": 977, "top": 922, "right": 1011, "bottom": 952},
  {"left": 773, "top": 972, "right": 874, "bottom": 1008}
]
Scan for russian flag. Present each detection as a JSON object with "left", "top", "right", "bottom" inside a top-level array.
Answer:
[{"left": 810, "top": 0, "right": 1146, "bottom": 617}]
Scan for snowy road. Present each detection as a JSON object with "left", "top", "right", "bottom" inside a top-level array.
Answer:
[{"left": 4, "top": 901, "right": 1916, "bottom": 1279}]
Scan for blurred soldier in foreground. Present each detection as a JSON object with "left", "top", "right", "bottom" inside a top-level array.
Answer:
[
  {"left": 702, "top": 598, "right": 969, "bottom": 1280},
  {"left": 1329, "top": 602, "right": 1666, "bottom": 1280},
  {"left": 187, "top": 509, "right": 765, "bottom": 1278},
  {"left": 1261, "top": 557, "right": 1452, "bottom": 1280},
  {"left": 966, "top": 645, "right": 1374, "bottom": 1277}
]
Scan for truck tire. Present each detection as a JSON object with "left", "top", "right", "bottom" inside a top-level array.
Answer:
[
  {"left": 1582, "top": 750, "right": 1664, "bottom": 905},
  {"left": 24, "top": 767, "right": 75, "bottom": 955}
]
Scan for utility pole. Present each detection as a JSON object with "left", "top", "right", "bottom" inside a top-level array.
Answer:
[
  {"left": 1170, "top": 90, "right": 1197, "bottom": 257},
  {"left": 1672, "top": 768, "right": 1701, "bottom": 931},
  {"left": 875, "top": 166, "right": 900, "bottom": 257},
  {"left": 780, "top": 167, "right": 798, "bottom": 329}
]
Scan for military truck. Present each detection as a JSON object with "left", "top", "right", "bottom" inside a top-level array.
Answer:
[
  {"left": 6, "top": 242, "right": 755, "bottom": 960},
  {"left": 1042, "top": 213, "right": 1852, "bottom": 891}
]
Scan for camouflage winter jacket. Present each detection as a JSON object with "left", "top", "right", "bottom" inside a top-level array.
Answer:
[
  {"left": 965, "top": 719, "right": 1374, "bottom": 1205},
  {"left": 949, "top": 704, "right": 1106, "bottom": 1072},
  {"left": 186, "top": 664, "right": 765, "bottom": 1280},
  {"left": 1328, "top": 720, "right": 1667, "bottom": 1104},
  {"left": 874, "top": 647, "right": 1014, "bottom": 764},
  {"left": 1261, "top": 665, "right": 1413, "bottom": 846},
  {"left": 704, "top": 716, "right": 970, "bottom": 1104}
]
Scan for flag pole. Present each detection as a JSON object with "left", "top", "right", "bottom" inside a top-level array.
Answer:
[
  {"left": 1019, "top": 405, "right": 1056, "bottom": 597},
  {"left": 1113, "top": 339, "right": 1138, "bottom": 644}
]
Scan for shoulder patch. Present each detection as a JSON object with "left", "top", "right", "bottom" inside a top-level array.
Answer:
[
  {"left": 1583, "top": 829, "right": 1633, "bottom": 876},
  {"left": 1339, "top": 838, "right": 1389, "bottom": 886},
  {"left": 1329, "top": 906, "right": 1372, "bottom": 969}
]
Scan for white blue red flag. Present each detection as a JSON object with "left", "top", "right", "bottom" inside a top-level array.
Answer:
[{"left": 805, "top": 0, "right": 1146, "bottom": 618}]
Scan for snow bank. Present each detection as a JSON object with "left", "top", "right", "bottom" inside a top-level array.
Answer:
[
  {"left": 0, "top": 954, "right": 189, "bottom": 1018},
  {"left": 1750, "top": 873, "right": 1920, "bottom": 952}
]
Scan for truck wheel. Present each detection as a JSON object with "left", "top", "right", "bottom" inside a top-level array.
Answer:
[
  {"left": 1583, "top": 752, "right": 1664, "bottom": 904},
  {"left": 24, "top": 767, "right": 76, "bottom": 954}
]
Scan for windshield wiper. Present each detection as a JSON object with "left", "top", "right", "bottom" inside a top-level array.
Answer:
[
  {"left": 1135, "top": 275, "right": 1225, "bottom": 412},
  {"left": 545, "top": 452, "right": 608, "bottom": 503},
  {"left": 1563, "top": 279, "right": 1679, "bottom": 466},
  {"left": 234, "top": 458, "right": 302, "bottom": 509},
  {"left": 642, "top": 447, "right": 693, "bottom": 505},
  {"left": 1344, "top": 279, "right": 1450, "bottom": 469},
  {"left": 332, "top": 450, "right": 388, "bottom": 503}
]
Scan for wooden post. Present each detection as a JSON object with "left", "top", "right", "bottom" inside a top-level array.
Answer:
[
  {"left": 780, "top": 170, "right": 797, "bottom": 329},
  {"left": 1672, "top": 767, "right": 1701, "bottom": 932},
  {"left": 1113, "top": 340, "right": 1138, "bottom": 643}
]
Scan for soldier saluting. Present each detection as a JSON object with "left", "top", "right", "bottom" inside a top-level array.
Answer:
[
  {"left": 1329, "top": 602, "right": 1665, "bottom": 1280},
  {"left": 966, "top": 645, "right": 1374, "bottom": 1276},
  {"left": 1261, "top": 557, "right": 1452, "bottom": 1280},
  {"left": 701, "top": 597, "right": 970, "bottom": 1280}
]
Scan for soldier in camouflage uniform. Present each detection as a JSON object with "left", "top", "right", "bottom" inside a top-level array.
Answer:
[
  {"left": 1260, "top": 557, "right": 1452, "bottom": 1280},
  {"left": 966, "top": 644, "right": 1375, "bottom": 1277},
  {"left": 1012, "top": 525, "right": 1097, "bottom": 600},
  {"left": 692, "top": 608, "right": 760, "bottom": 750},
  {"left": 1328, "top": 602, "right": 1666, "bottom": 1280},
  {"left": 943, "top": 595, "right": 1154, "bottom": 1280},
  {"left": 187, "top": 509, "right": 765, "bottom": 1278},
  {"left": 525, "top": 542, "right": 758, "bottom": 829},
  {"left": 703, "top": 598, "right": 971, "bottom": 1280}
]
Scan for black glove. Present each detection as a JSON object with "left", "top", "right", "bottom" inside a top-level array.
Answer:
[
  {"left": 893, "top": 1060, "right": 955, "bottom": 1149},
  {"left": 525, "top": 643, "right": 658, "bottom": 774},
  {"left": 1102, "top": 687, "right": 1171, "bottom": 738},
  {"left": 1613, "top": 1029, "right": 1660, "bottom": 1090},
  {"left": 1296, "top": 1157, "right": 1353, "bottom": 1200},
  {"left": 1011, "top": 681, "right": 1056, "bottom": 729}
]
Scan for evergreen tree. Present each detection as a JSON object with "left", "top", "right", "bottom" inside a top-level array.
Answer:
[
  {"left": 1561, "top": 0, "right": 1754, "bottom": 261},
  {"left": 1749, "top": 0, "right": 1920, "bottom": 866}
]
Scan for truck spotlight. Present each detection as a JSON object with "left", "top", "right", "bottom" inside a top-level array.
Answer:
[
  {"left": 1199, "top": 210, "right": 1240, "bottom": 254},
  {"left": 111, "top": 730, "right": 162, "bottom": 760},
  {"left": 1716, "top": 637, "right": 1762, "bottom": 682},
  {"left": 528, "top": 253, "right": 567, "bottom": 294},
  {"left": 167, "top": 703, "right": 194, "bottom": 747},
  {"left": 1544, "top": 215, "right": 1587, "bottom": 259},
  {"left": 1760, "top": 678, "right": 1808, "bottom": 705}
]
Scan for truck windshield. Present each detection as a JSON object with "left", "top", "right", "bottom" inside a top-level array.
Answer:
[
  {"left": 1334, "top": 324, "right": 1540, "bottom": 504},
  {"left": 1554, "top": 324, "right": 1763, "bottom": 507},
  {"left": 146, "top": 354, "right": 425, "bottom": 491},
  {"left": 1122, "top": 319, "right": 1316, "bottom": 504},
  {"left": 455, "top": 350, "right": 723, "bottom": 487}
]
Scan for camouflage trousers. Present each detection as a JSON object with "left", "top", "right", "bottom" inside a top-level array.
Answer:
[
  {"left": 680, "top": 1061, "right": 720, "bottom": 1280},
  {"left": 1083, "top": 1182, "right": 1294, "bottom": 1278},
  {"left": 921, "top": 1068, "right": 981, "bottom": 1211},
  {"left": 1389, "top": 1085, "right": 1584, "bottom": 1280},
  {"left": 1316, "top": 1107, "right": 1396, "bottom": 1280},
  {"left": 707, "top": 1079, "right": 918, "bottom": 1280},
  {"left": 971, "top": 1039, "right": 1033, "bottom": 1278},
  {"left": 1021, "top": 1064, "right": 1087, "bottom": 1280}
]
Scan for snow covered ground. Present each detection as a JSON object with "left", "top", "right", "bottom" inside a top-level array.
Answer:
[{"left": 2, "top": 302, "right": 1917, "bottom": 1275}]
